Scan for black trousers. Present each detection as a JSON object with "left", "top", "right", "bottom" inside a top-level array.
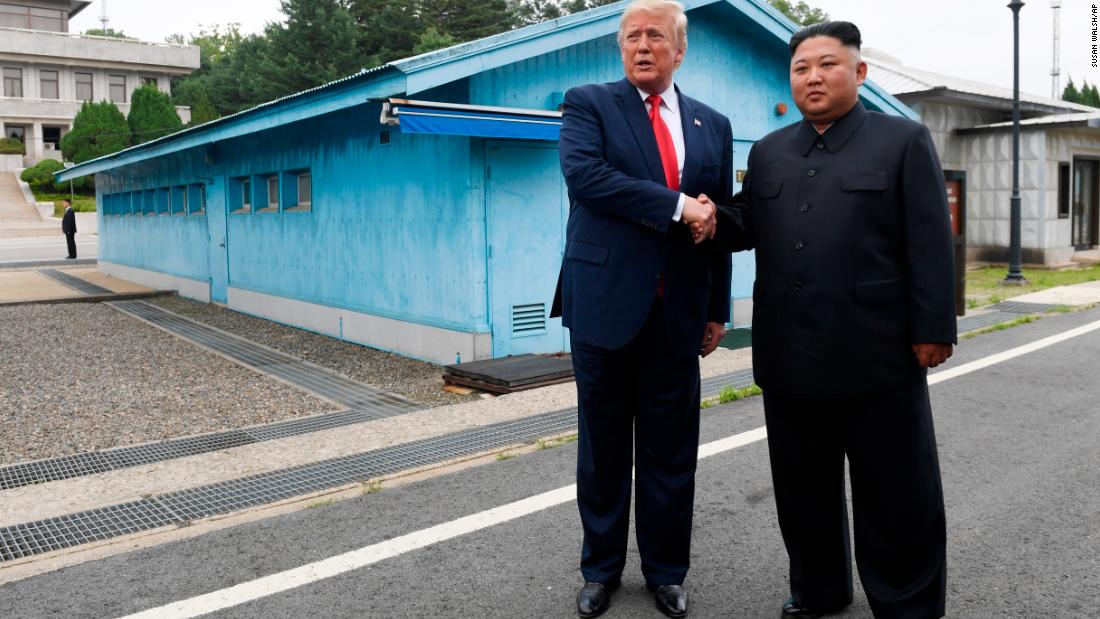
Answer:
[
  {"left": 763, "top": 376, "right": 946, "bottom": 619},
  {"left": 571, "top": 299, "right": 701, "bottom": 586},
  {"left": 65, "top": 233, "right": 76, "bottom": 258}
]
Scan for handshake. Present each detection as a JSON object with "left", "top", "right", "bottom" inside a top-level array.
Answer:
[{"left": 682, "top": 194, "right": 718, "bottom": 244}]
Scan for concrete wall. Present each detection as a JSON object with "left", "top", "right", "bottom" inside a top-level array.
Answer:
[{"left": 0, "top": 27, "right": 199, "bottom": 71}]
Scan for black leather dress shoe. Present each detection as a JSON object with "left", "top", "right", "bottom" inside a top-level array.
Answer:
[
  {"left": 576, "top": 580, "right": 619, "bottom": 618},
  {"left": 654, "top": 584, "right": 688, "bottom": 617},
  {"left": 781, "top": 596, "right": 845, "bottom": 618}
]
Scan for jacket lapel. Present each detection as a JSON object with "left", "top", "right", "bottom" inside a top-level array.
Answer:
[
  {"left": 613, "top": 78, "right": 666, "bottom": 184},
  {"left": 677, "top": 87, "right": 702, "bottom": 194}
]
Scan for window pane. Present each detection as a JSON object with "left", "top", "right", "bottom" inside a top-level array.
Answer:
[
  {"left": 75, "top": 73, "right": 92, "bottom": 101},
  {"left": 108, "top": 74, "right": 125, "bottom": 103},
  {"left": 3, "top": 67, "right": 21, "bottom": 98},
  {"left": 242, "top": 180, "right": 250, "bottom": 207},
  {"left": 268, "top": 177, "right": 278, "bottom": 207},
  {"left": 40, "top": 70, "right": 58, "bottom": 99},
  {"left": 142, "top": 77, "right": 157, "bottom": 87},
  {"left": 298, "top": 173, "right": 311, "bottom": 205}
]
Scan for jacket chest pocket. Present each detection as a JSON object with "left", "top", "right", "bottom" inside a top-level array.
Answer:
[
  {"left": 755, "top": 180, "right": 782, "bottom": 200},
  {"left": 840, "top": 170, "right": 888, "bottom": 192}
]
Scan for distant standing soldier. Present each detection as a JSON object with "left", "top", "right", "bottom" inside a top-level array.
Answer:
[{"left": 61, "top": 199, "right": 77, "bottom": 259}]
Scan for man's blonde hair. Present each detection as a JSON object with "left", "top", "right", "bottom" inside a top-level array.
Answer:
[{"left": 617, "top": 0, "right": 688, "bottom": 49}]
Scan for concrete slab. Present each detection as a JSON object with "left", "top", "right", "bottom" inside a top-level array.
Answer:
[
  {"left": 64, "top": 267, "right": 151, "bottom": 294},
  {"left": 1009, "top": 281, "right": 1100, "bottom": 306},
  {"left": 0, "top": 270, "right": 80, "bottom": 303}
]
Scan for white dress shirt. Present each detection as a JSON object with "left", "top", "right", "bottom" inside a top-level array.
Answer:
[{"left": 638, "top": 83, "right": 687, "bottom": 221}]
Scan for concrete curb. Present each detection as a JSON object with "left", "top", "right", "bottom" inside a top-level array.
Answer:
[{"left": 0, "top": 258, "right": 97, "bottom": 270}]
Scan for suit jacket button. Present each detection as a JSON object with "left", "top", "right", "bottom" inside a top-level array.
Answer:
[
  {"left": 794, "top": 241, "right": 804, "bottom": 250},
  {"left": 794, "top": 281, "right": 803, "bottom": 291},
  {"left": 816, "top": 142, "right": 824, "bottom": 149},
  {"left": 800, "top": 203, "right": 809, "bottom": 212},
  {"left": 807, "top": 169, "right": 816, "bottom": 177}
]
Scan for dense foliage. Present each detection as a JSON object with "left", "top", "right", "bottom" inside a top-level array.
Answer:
[
  {"left": 60, "top": 101, "right": 132, "bottom": 164},
  {"left": 128, "top": 85, "right": 184, "bottom": 144}
]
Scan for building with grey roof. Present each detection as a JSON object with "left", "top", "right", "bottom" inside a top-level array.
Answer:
[{"left": 864, "top": 49, "right": 1100, "bottom": 266}]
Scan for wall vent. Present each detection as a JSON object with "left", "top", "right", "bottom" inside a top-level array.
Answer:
[{"left": 511, "top": 302, "right": 546, "bottom": 337}]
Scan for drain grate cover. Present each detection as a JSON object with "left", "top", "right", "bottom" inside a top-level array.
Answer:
[
  {"left": 986, "top": 301, "right": 1058, "bottom": 315},
  {"left": 38, "top": 269, "right": 113, "bottom": 295}
]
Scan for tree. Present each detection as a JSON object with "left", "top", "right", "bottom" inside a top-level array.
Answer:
[
  {"left": 350, "top": 0, "right": 427, "bottom": 65},
  {"left": 1081, "top": 81, "right": 1100, "bottom": 108},
  {"left": 414, "top": 26, "right": 459, "bottom": 55},
  {"left": 250, "top": 0, "right": 366, "bottom": 102},
  {"left": 128, "top": 84, "right": 183, "bottom": 144},
  {"left": 60, "top": 101, "right": 131, "bottom": 163},
  {"left": 768, "top": 0, "right": 828, "bottom": 26},
  {"left": 83, "top": 27, "right": 131, "bottom": 39},
  {"left": 420, "top": 0, "right": 516, "bottom": 42},
  {"left": 514, "top": 0, "right": 563, "bottom": 25},
  {"left": 1062, "top": 77, "right": 1081, "bottom": 104}
]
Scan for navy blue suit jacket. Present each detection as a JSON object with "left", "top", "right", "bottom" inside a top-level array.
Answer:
[{"left": 552, "top": 78, "right": 733, "bottom": 358}]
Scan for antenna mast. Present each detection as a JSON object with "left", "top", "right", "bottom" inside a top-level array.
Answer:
[
  {"left": 99, "top": 0, "right": 109, "bottom": 32},
  {"left": 1051, "top": 0, "right": 1061, "bottom": 99}
]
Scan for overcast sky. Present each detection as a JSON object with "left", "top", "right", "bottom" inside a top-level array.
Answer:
[{"left": 70, "top": 0, "right": 1100, "bottom": 99}]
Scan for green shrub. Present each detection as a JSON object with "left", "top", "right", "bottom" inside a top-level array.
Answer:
[
  {"left": 0, "top": 137, "right": 25, "bottom": 155},
  {"left": 19, "top": 159, "right": 65, "bottom": 193},
  {"left": 61, "top": 100, "right": 131, "bottom": 164},
  {"left": 128, "top": 85, "right": 183, "bottom": 144}
]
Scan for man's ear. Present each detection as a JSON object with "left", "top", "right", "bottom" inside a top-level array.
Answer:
[{"left": 855, "top": 60, "right": 868, "bottom": 87}]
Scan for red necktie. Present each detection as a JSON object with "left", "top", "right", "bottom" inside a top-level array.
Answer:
[
  {"left": 647, "top": 94, "right": 677, "bottom": 298},
  {"left": 646, "top": 94, "right": 679, "bottom": 191}
]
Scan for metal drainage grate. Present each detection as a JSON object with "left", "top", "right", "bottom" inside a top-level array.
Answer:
[
  {"left": 987, "top": 301, "right": 1058, "bottom": 315},
  {"left": 108, "top": 300, "right": 423, "bottom": 416},
  {"left": 0, "top": 368, "right": 760, "bottom": 491},
  {"left": 38, "top": 268, "right": 113, "bottom": 295},
  {"left": 957, "top": 311, "right": 1021, "bottom": 333},
  {"left": 0, "top": 408, "right": 580, "bottom": 562}
]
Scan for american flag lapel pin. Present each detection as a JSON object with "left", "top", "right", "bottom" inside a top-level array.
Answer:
[{"left": 693, "top": 118, "right": 702, "bottom": 127}]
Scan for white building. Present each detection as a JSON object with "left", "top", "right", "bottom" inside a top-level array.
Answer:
[
  {"left": 0, "top": 0, "right": 200, "bottom": 165},
  {"left": 865, "top": 49, "right": 1100, "bottom": 266}
]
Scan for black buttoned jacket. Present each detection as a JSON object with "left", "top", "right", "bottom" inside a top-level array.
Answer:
[{"left": 714, "top": 102, "right": 956, "bottom": 399}]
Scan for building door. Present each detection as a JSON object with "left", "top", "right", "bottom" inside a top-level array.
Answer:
[
  {"left": 486, "top": 142, "right": 567, "bottom": 357},
  {"left": 205, "top": 176, "right": 230, "bottom": 303},
  {"left": 1072, "top": 158, "right": 1099, "bottom": 250}
]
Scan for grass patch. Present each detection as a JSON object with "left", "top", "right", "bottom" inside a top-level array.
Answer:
[
  {"left": 307, "top": 499, "right": 337, "bottom": 509},
  {"left": 960, "top": 315, "right": 1040, "bottom": 339},
  {"left": 965, "top": 265, "right": 1100, "bottom": 307},
  {"left": 701, "top": 383, "right": 763, "bottom": 409},
  {"left": 361, "top": 479, "right": 383, "bottom": 495},
  {"left": 536, "top": 434, "right": 579, "bottom": 450},
  {"left": 496, "top": 452, "right": 515, "bottom": 461},
  {"left": 34, "top": 191, "right": 97, "bottom": 216}
]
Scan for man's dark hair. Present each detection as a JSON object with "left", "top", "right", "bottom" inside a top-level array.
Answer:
[{"left": 788, "top": 21, "right": 861, "bottom": 56}]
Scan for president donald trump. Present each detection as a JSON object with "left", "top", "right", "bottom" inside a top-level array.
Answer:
[{"left": 551, "top": 1, "right": 735, "bottom": 616}]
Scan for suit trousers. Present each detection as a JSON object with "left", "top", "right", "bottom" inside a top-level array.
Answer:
[
  {"left": 763, "top": 376, "right": 946, "bottom": 619},
  {"left": 571, "top": 298, "right": 701, "bottom": 586},
  {"left": 65, "top": 233, "right": 76, "bottom": 259}
]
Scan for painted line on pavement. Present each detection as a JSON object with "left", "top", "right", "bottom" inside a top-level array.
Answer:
[
  {"left": 928, "top": 317, "right": 1100, "bottom": 385},
  {"left": 120, "top": 317, "right": 1100, "bottom": 619}
]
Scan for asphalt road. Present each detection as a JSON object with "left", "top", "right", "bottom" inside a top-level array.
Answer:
[
  {"left": 2, "top": 306, "right": 1098, "bottom": 618},
  {"left": 0, "top": 234, "right": 97, "bottom": 264}
]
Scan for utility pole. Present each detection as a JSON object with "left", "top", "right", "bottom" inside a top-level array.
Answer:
[{"left": 1005, "top": 0, "right": 1028, "bottom": 285}]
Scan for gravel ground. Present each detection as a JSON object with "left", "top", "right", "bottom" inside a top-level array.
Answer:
[
  {"left": 145, "top": 296, "right": 474, "bottom": 408},
  {"left": 0, "top": 304, "right": 340, "bottom": 465}
]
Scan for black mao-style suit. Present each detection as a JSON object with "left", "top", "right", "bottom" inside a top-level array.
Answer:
[
  {"left": 61, "top": 206, "right": 77, "bottom": 259},
  {"left": 714, "top": 102, "right": 956, "bottom": 617},
  {"left": 552, "top": 78, "right": 733, "bottom": 587}
]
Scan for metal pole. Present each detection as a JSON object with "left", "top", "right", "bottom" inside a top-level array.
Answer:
[{"left": 1005, "top": 0, "right": 1027, "bottom": 284}]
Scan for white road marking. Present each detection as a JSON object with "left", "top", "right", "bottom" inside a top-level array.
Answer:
[
  {"left": 120, "top": 316, "right": 1100, "bottom": 619},
  {"left": 928, "top": 317, "right": 1100, "bottom": 385}
]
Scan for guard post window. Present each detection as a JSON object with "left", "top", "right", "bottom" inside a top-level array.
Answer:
[
  {"left": 281, "top": 169, "right": 312, "bottom": 212},
  {"left": 1058, "top": 162, "right": 1070, "bottom": 219}
]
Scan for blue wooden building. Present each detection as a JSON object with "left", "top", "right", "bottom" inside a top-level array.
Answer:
[{"left": 57, "top": 0, "right": 912, "bottom": 365}]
